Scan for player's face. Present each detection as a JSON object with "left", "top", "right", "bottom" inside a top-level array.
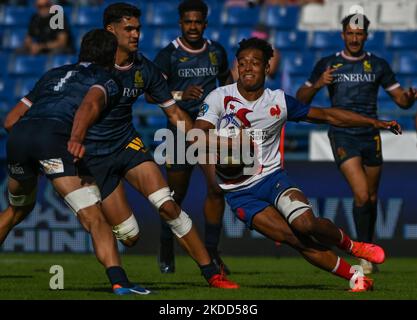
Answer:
[
  {"left": 237, "top": 48, "right": 269, "bottom": 91},
  {"left": 180, "top": 11, "right": 207, "bottom": 44},
  {"left": 342, "top": 25, "right": 367, "bottom": 56},
  {"left": 107, "top": 16, "right": 141, "bottom": 54}
]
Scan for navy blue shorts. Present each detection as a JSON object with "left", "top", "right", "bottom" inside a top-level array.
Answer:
[
  {"left": 84, "top": 134, "right": 154, "bottom": 199},
  {"left": 328, "top": 131, "right": 382, "bottom": 167},
  {"left": 7, "top": 119, "right": 90, "bottom": 181},
  {"left": 224, "top": 169, "right": 299, "bottom": 229}
]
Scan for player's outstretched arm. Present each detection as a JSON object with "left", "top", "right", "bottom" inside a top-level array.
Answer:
[
  {"left": 162, "top": 103, "right": 194, "bottom": 133},
  {"left": 68, "top": 87, "right": 106, "bottom": 160},
  {"left": 388, "top": 86, "right": 417, "bottom": 109},
  {"left": 305, "top": 107, "right": 402, "bottom": 134},
  {"left": 3, "top": 101, "right": 29, "bottom": 132}
]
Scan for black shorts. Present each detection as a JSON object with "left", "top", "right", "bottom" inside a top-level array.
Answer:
[
  {"left": 328, "top": 131, "right": 383, "bottom": 167},
  {"left": 6, "top": 119, "right": 90, "bottom": 181},
  {"left": 84, "top": 134, "right": 154, "bottom": 199}
]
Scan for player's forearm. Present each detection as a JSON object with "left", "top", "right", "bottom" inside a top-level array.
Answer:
[
  {"left": 396, "top": 94, "right": 414, "bottom": 109},
  {"left": 70, "top": 102, "right": 101, "bottom": 142},
  {"left": 3, "top": 101, "right": 29, "bottom": 132},
  {"left": 296, "top": 86, "right": 318, "bottom": 104},
  {"left": 166, "top": 106, "right": 193, "bottom": 133},
  {"left": 323, "top": 108, "right": 377, "bottom": 128}
]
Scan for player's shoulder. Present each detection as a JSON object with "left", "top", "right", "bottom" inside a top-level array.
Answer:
[
  {"left": 81, "top": 63, "right": 113, "bottom": 81},
  {"left": 207, "top": 39, "right": 226, "bottom": 51},
  {"left": 205, "top": 83, "right": 236, "bottom": 101},
  {"left": 317, "top": 52, "right": 341, "bottom": 65},
  {"left": 366, "top": 51, "right": 390, "bottom": 65},
  {"left": 263, "top": 87, "right": 286, "bottom": 102},
  {"left": 156, "top": 41, "right": 177, "bottom": 56}
]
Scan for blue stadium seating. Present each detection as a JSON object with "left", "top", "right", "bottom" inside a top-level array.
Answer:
[
  {"left": 71, "top": 7, "right": 102, "bottom": 28},
  {"left": 0, "top": 76, "right": 14, "bottom": 105},
  {"left": 281, "top": 51, "right": 314, "bottom": 75},
  {"left": 263, "top": 5, "right": 299, "bottom": 30},
  {"left": 8, "top": 55, "right": 47, "bottom": 76},
  {"left": 310, "top": 32, "right": 343, "bottom": 50},
  {"left": 146, "top": 2, "right": 178, "bottom": 27},
  {"left": 0, "top": 52, "right": 8, "bottom": 76},
  {"left": 73, "top": 27, "right": 90, "bottom": 52},
  {"left": 388, "top": 31, "right": 417, "bottom": 50},
  {"left": 207, "top": 27, "right": 231, "bottom": 49},
  {"left": 154, "top": 28, "right": 180, "bottom": 50},
  {"left": 397, "top": 51, "right": 417, "bottom": 75},
  {"left": 221, "top": 7, "right": 260, "bottom": 27},
  {"left": 274, "top": 31, "right": 307, "bottom": 50},
  {"left": 0, "top": 6, "right": 33, "bottom": 27},
  {"left": 365, "top": 31, "right": 386, "bottom": 51},
  {"left": 139, "top": 27, "right": 154, "bottom": 50},
  {"left": 47, "top": 54, "right": 77, "bottom": 70},
  {"left": 229, "top": 27, "right": 252, "bottom": 49},
  {"left": 1, "top": 28, "right": 26, "bottom": 51},
  {"left": 14, "top": 77, "right": 38, "bottom": 100}
]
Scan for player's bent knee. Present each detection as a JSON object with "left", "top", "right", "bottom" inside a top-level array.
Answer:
[
  {"left": 275, "top": 188, "right": 312, "bottom": 225},
  {"left": 8, "top": 188, "right": 37, "bottom": 207},
  {"left": 64, "top": 185, "right": 101, "bottom": 215},
  {"left": 148, "top": 187, "right": 173, "bottom": 210},
  {"left": 112, "top": 213, "right": 140, "bottom": 245},
  {"left": 166, "top": 210, "right": 192, "bottom": 238}
]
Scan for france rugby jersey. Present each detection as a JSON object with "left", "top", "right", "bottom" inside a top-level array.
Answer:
[
  {"left": 154, "top": 37, "right": 229, "bottom": 117},
  {"left": 306, "top": 51, "right": 399, "bottom": 135},
  {"left": 21, "top": 62, "right": 119, "bottom": 132},
  {"left": 197, "top": 83, "right": 310, "bottom": 191}
]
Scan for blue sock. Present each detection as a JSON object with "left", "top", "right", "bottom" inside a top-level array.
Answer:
[
  {"left": 200, "top": 262, "right": 219, "bottom": 280},
  {"left": 205, "top": 223, "right": 222, "bottom": 252},
  {"left": 106, "top": 266, "right": 131, "bottom": 288}
]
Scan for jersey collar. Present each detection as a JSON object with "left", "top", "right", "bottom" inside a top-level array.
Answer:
[
  {"left": 340, "top": 50, "right": 367, "bottom": 61},
  {"left": 175, "top": 37, "right": 208, "bottom": 54}
]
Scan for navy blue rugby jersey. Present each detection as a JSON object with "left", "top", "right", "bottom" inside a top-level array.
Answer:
[
  {"left": 153, "top": 37, "right": 229, "bottom": 117},
  {"left": 306, "top": 51, "right": 399, "bottom": 135},
  {"left": 22, "top": 62, "right": 119, "bottom": 128},
  {"left": 82, "top": 53, "right": 175, "bottom": 156}
]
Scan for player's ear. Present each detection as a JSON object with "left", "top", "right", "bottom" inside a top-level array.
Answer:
[
  {"left": 341, "top": 31, "right": 345, "bottom": 41},
  {"left": 265, "top": 62, "right": 270, "bottom": 75},
  {"left": 106, "top": 24, "right": 114, "bottom": 33}
]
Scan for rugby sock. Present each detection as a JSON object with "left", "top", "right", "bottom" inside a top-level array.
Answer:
[
  {"left": 200, "top": 262, "right": 220, "bottom": 281},
  {"left": 337, "top": 228, "right": 353, "bottom": 252},
  {"left": 353, "top": 201, "right": 373, "bottom": 242},
  {"left": 106, "top": 266, "right": 132, "bottom": 288},
  {"left": 205, "top": 223, "right": 222, "bottom": 253},
  {"left": 331, "top": 257, "right": 355, "bottom": 280},
  {"left": 368, "top": 202, "right": 378, "bottom": 242}
]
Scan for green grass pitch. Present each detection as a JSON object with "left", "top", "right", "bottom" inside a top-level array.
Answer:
[{"left": 0, "top": 253, "right": 416, "bottom": 300}]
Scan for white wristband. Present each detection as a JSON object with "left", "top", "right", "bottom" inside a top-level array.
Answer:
[{"left": 172, "top": 91, "right": 183, "bottom": 101}]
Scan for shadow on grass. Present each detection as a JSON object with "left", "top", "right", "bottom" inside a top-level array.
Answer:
[{"left": 247, "top": 284, "right": 332, "bottom": 290}]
